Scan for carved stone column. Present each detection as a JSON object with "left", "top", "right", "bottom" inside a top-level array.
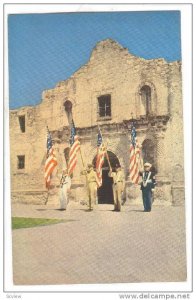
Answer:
[
  {"left": 46, "top": 139, "right": 61, "bottom": 206},
  {"left": 154, "top": 131, "right": 166, "bottom": 179},
  {"left": 154, "top": 130, "right": 172, "bottom": 204}
]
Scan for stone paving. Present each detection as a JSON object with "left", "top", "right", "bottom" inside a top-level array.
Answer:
[{"left": 11, "top": 202, "right": 187, "bottom": 285}]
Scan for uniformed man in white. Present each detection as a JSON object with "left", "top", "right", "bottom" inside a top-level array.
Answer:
[
  {"left": 59, "top": 169, "right": 71, "bottom": 210},
  {"left": 140, "top": 162, "right": 156, "bottom": 212},
  {"left": 82, "top": 164, "right": 98, "bottom": 210},
  {"left": 109, "top": 164, "right": 125, "bottom": 211}
]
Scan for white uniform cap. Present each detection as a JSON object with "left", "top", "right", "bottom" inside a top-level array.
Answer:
[{"left": 144, "top": 162, "right": 152, "bottom": 168}]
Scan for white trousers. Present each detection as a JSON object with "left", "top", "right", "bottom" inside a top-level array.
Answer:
[{"left": 59, "top": 185, "right": 69, "bottom": 209}]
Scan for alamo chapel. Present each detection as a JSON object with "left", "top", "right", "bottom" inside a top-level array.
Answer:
[{"left": 9, "top": 39, "right": 184, "bottom": 206}]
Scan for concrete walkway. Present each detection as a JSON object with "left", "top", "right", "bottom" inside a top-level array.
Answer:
[{"left": 11, "top": 202, "right": 187, "bottom": 285}]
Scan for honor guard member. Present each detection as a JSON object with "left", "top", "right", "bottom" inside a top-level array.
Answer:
[
  {"left": 82, "top": 164, "right": 98, "bottom": 210},
  {"left": 109, "top": 164, "right": 125, "bottom": 211},
  {"left": 140, "top": 162, "right": 156, "bottom": 212},
  {"left": 59, "top": 169, "right": 71, "bottom": 210}
]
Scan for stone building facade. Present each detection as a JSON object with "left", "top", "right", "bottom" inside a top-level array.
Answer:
[{"left": 9, "top": 39, "right": 184, "bottom": 206}]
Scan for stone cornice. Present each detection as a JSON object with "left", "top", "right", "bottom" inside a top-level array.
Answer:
[
  {"left": 123, "top": 115, "right": 170, "bottom": 132},
  {"left": 51, "top": 114, "right": 170, "bottom": 144}
]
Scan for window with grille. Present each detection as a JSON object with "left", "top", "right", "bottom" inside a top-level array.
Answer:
[
  {"left": 98, "top": 95, "right": 111, "bottom": 118},
  {"left": 17, "top": 155, "right": 25, "bottom": 169},
  {"left": 18, "top": 115, "right": 26, "bottom": 133}
]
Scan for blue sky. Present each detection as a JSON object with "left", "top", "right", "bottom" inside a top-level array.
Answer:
[{"left": 8, "top": 11, "right": 181, "bottom": 109}]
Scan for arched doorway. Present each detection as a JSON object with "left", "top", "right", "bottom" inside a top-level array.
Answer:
[{"left": 92, "top": 151, "right": 120, "bottom": 204}]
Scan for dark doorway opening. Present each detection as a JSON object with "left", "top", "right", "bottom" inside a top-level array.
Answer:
[
  {"left": 92, "top": 151, "right": 120, "bottom": 204},
  {"left": 98, "top": 168, "right": 113, "bottom": 204}
]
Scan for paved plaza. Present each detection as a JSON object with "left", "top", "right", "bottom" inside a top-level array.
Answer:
[{"left": 11, "top": 202, "right": 187, "bottom": 285}]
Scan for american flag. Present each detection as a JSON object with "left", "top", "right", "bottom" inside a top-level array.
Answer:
[
  {"left": 96, "top": 128, "right": 106, "bottom": 187},
  {"left": 68, "top": 120, "right": 80, "bottom": 176},
  {"left": 129, "top": 123, "right": 142, "bottom": 184},
  {"left": 44, "top": 127, "right": 58, "bottom": 188}
]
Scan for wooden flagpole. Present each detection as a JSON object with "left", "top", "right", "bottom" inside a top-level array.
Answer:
[
  {"left": 105, "top": 148, "right": 112, "bottom": 171},
  {"left": 79, "top": 147, "right": 85, "bottom": 169}
]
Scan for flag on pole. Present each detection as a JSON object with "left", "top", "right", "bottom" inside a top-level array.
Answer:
[
  {"left": 129, "top": 123, "right": 142, "bottom": 184},
  {"left": 96, "top": 127, "right": 106, "bottom": 187},
  {"left": 44, "top": 127, "right": 58, "bottom": 188},
  {"left": 68, "top": 120, "right": 80, "bottom": 176}
]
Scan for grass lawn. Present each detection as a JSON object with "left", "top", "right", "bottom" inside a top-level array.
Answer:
[{"left": 12, "top": 217, "right": 67, "bottom": 229}]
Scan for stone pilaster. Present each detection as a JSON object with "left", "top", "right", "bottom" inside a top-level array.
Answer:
[
  {"left": 154, "top": 130, "right": 172, "bottom": 204},
  {"left": 154, "top": 131, "right": 166, "bottom": 179}
]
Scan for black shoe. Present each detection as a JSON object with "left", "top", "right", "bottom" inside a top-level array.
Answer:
[{"left": 59, "top": 208, "right": 66, "bottom": 211}]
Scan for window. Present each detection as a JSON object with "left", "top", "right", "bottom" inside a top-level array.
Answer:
[
  {"left": 18, "top": 115, "right": 25, "bottom": 133},
  {"left": 17, "top": 155, "right": 25, "bottom": 169},
  {"left": 98, "top": 95, "right": 111, "bottom": 118},
  {"left": 64, "top": 100, "right": 73, "bottom": 124},
  {"left": 140, "top": 85, "right": 151, "bottom": 116},
  {"left": 64, "top": 100, "right": 72, "bottom": 113}
]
